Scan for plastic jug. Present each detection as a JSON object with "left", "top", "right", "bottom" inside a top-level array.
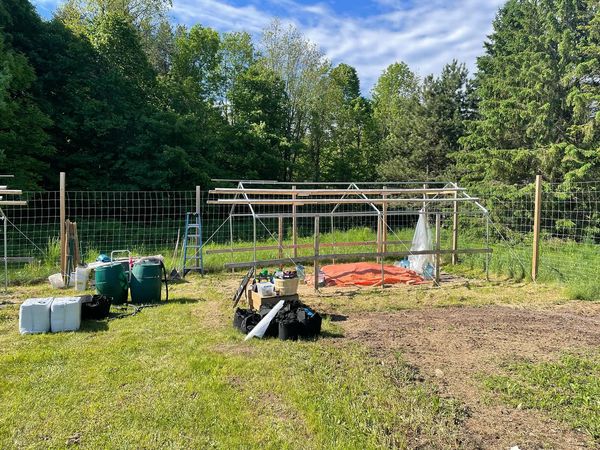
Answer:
[{"left": 74, "top": 267, "right": 91, "bottom": 292}]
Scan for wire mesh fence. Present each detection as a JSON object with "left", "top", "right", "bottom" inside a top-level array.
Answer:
[{"left": 2, "top": 180, "right": 600, "bottom": 289}]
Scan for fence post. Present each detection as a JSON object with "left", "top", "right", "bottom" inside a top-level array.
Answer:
[
  {"left": 435, "top": 213, "right": 441, "bottom": 284},
  {"left": 376, "top": 214, "right": 382, "bottom": 263},
  {"left": 195, "top": 186, "right": 201, "bottom": 272},
  {"left": 451, "top": 190, "right": 458, "bottom": 264},
  {"left": 59, "top": 172, "right": 66, "bottom": 279},
  {"left": 292, "top": 185, "right": 297, "bottom": 258},
  {"left": 278, "top": 216, "right": 283, "bottom": 260},
  {"left": 314, "top": 216, "right": 319, "bottom": 291},
  {"left": 532, "top": 174, "right": 542, "bottom": 281},
  {"left": 382, "top": 186, "right": 388, "bottom": 254}
]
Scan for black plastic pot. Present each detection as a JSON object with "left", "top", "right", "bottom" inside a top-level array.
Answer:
[
  {"left": 278, "top": 320, "right": 299, "bottom": 341},
  {"left": 233, "top": 308, "right": 251, "bottom": 331},
  {"left": 241, "top": 313, "right": 261, "bottom": 334},
  {"left": 81, "top": 295, "right": 112, "bottom": 320}
]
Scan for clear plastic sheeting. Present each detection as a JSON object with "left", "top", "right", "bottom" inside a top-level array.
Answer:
[{"left": 408, "top": 210, "right": 434, "bottom": 275}]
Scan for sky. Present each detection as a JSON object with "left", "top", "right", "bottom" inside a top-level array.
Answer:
[{"left": 31, "top": 0, "right": 505, "bottom": 94}]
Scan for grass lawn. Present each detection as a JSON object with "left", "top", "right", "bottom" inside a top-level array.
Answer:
[
  {"left": 2, "top": 266, "right": 600, "bottom": 448},
  {"left": 0, "top": 274, "right": 467, "bottom": 449},
  {"left": 485, "top": 353, "right": 600, "bottom": 441}
]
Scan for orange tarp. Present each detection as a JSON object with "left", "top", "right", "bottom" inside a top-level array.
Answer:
[{"left": 318, "top": 262, "right": 425, "bottom": 287}]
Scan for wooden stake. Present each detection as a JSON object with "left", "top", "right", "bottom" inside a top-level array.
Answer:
[
  {"left": 435, "top": 214, "right": 441, "bottom": 284},
  {"left": 314, "top": 216, "right": 320, "bottom": 291},
  {"left": 382, "top": 186, "right": 388, "bottom": 255},
  {"left": 451, "top": 190, "right": 459, "bottom": 265},
  {"left": 278, "top": 216, "right": 283, "bottom": 260},
  {"left": 532, "top": 174, "right": 542, "bottom": 281}
]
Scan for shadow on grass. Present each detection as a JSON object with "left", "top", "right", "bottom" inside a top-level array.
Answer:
[
  {"left": 320, "top": 329, "right": 345, "bottom": 339},
  {"left": 80, "top": 320, "right": 109, "bottom": 332},
  {"left": 322, "top": 313, "right": 348, "bottom": 322}
]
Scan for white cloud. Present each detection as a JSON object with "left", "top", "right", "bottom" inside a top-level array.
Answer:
[
  {"left": 32, "top": 0, "right": 505, "bottom": 93},
  {"left": 168, "top": 0, "right": 504, "bottom": 93}
]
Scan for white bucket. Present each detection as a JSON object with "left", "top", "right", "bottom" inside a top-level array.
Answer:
[
  {"left": 257, "top": 282, "right": 275, "bottom": 297},
  {"left": 48, "top": 273, "right": 65, "bottom": 289},
  {"left": 74, "top": 267, "right": 91, "bottom": 292}
]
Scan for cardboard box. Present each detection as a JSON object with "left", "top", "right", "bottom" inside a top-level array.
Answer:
[
  {"left": 274, "top": 278, "right": 299, "bottom": 296},
  {"left": 247, "top": 287, "right": 299, "bottom": 310}
]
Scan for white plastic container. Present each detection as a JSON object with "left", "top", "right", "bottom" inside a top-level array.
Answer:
[
  {"left": 19, "top": 298, "right": 53, "bottom": 334},
  {"left": 257, "top": 282, "right": 275, "bottom": 297},
  {"left": 50, "top": 297, "right": 82, "bottom": 333},
  {"left": 48, "top": 273, "right": 65, "bottom": 289},
  {"left": 74, "top": 267, "right": 91, "bottom": 292}
]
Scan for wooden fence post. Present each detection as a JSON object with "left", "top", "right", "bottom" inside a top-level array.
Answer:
[
  {"left": 532, "top": 174, "right": 542, "bottom": 281},
  {"left": 292, "top": 185, "right": 297, "bottom": 258},
  {"left": 314, "top": 216, "right": 319, "bottom": 291},
  {"left": 435, "top": 213, "right": 441, "bottom": 284},
  {"left": 195, "top": 185, "right": 201, "bottom": 271},
  {"left": 278, "top": 216, "right": 283, "bottom": 260},
  {"left": 59, "top": 172, "right": 66, "bottom": 279},
  {"left": 451, "top": 190, "right": 459, "bottom": 264},
  {"left": 382, "top": 186, "right": 388, "bottom": 254}
]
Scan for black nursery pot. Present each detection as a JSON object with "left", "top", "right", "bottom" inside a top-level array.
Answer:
[
  {"left": 278, "top": 320, "right": 299, "bottom": 341},
  {"left": 81, "top": 295, "right": 112, "bottom": 320}
]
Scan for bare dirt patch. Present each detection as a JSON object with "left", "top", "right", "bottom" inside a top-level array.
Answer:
[{"left": 341, "top": 303, "right": 600, "bottom": 449}]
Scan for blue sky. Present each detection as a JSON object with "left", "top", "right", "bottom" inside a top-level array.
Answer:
[{"left": 31, "top": 0, "right": 504, "bottom": 93}]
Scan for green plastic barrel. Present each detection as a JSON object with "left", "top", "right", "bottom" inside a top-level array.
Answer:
[
  {"left": 95, "top": 262, "right": 128, "bottom": 305},
  {"left": 130, "top": 261, "right": 162, "bottom": 304}
]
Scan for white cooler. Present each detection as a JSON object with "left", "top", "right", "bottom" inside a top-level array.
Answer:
[{"left": 19, "top": 298, "right": 53, "bottom": 334}]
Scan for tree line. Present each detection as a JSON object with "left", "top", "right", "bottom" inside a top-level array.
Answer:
[{"left": 1, "top": 0, "right": 599, "bottom": 190}]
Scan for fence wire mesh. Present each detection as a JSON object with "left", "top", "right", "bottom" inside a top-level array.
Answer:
[{"left": 2, "top": 180, "right": 600, "bottom": 288}]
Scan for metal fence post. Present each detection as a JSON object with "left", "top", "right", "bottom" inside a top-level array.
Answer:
[
  {"left": 59, "top": 172, "right": 66, "bottom": 279},
  {"left": 532, "top": 174, "right": 542, "bottom": 281}
]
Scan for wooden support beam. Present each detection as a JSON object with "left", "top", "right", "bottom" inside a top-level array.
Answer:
[
  {"left": 278, "top": 216, "right": 283, "bottom": 259},
  {"left": 0, "top": 190, "right": 22, "bottom": 195},
  {"left": 208, "top": 197, "right": 479, "bottom": 206},
  {"left": 451, "top": 191, "right": 459, "bottom": 265},
  {"left": 205, "top": 239, "right": 412, "bottom": 255},
  {"left": 210, "top": 187, "right": 466, "bottom": 196},
  {"left": 0, "top": 201, "right": 27, "bottom": 206},
  {"left": 314, "top": 216, "right": 320, "bottom": 291},
  {"left": 292, "top": 185, "right": 297, "bottom": 258},
  {"left": 532, "top": 174, "right": 542, "bottom": 281},
  {"left": 435, "top": 214, "right": 441, "bottom": 284},
  {"left": 223, "top": 248, "right": 493, "bottom": 269}
]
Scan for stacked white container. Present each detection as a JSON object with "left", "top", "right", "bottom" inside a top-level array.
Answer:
[
  {"left": 50, "top": 297, "right": 82, "bottom": 332},
  {"left": 19, "top": 298, "right": 53, "bottom": 334}
]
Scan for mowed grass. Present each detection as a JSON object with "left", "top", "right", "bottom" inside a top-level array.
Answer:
[
  {"left": 485, "top": 353, "right": 600, "bottom": 442},
  {"left": 0, "top": 275, "right": 468, "bottom": 449}
]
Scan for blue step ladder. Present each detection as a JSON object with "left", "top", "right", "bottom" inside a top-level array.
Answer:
[{"left": 182, "top": 212, "right": 204, "bottom": 277}]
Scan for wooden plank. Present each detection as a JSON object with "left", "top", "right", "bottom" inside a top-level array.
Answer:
[
  {"left": 223, "top": 248, "right": 493, "bottom": 269},
  {"left": 0, "top": 190, "right": 22, "bottom": 195},
  {"left": 208, "top": 197, "right": 479, "bottom": 205},
  {"left": 211, "top": 187, "right": 466, "bottom": 196},
  {"left": 532, "top": 174, "right": 542, "bottom": 281},
  {"left": 3, "top": 256, "right": 35, "bottom": 263},
  {"left": 382, "top": 186, "right": 388, "bottom": 255},
  {"left": 0, "top": 201, "right": 27, "bottom": 206},
  {"left": 205, "top": 239, "right": 412, "bottom": 255}
]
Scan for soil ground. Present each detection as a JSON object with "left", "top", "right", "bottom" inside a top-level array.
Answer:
[{"left": 330, "top": 298, "right": 600, "bottom": 448}]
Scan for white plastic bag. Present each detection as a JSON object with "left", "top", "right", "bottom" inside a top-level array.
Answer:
[
  {"left": 408, "top": 209, "right": 434, "bottom": 275},
  {"left": 244, "top": 300, "right": 284, "bottom": 341}
]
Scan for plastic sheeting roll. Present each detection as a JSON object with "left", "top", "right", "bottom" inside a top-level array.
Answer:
[
  {"left": 19, "top": 298, "right": 53, "bottom": 334},
  {"left": 50, "top": 297, "right": 82, "bottom": 332}
]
